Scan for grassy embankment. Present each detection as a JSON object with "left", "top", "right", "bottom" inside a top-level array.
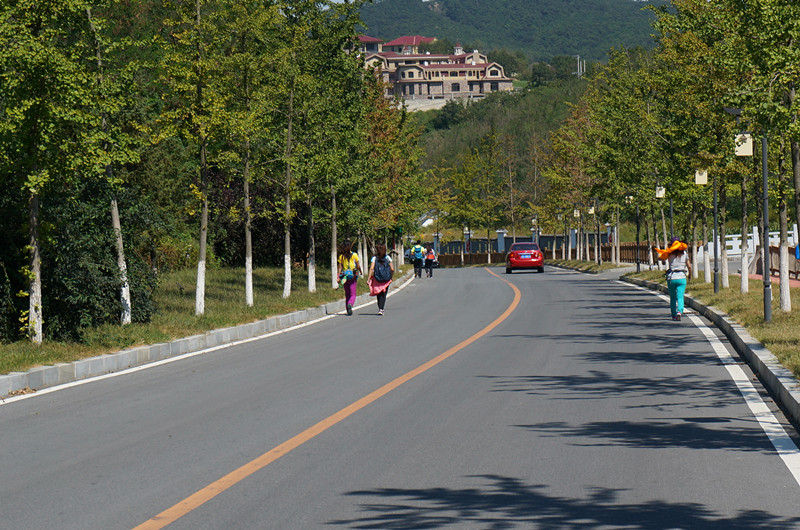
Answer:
[
  {"left": 0, "top": 266, "right": 403, "bottom": 375},
  {"left": 627, "top": 269, "right": 800, "bottom": 378}
]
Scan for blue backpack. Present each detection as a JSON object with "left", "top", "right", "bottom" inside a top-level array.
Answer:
[
  {"left": 413, "top": 245, "right": 424, "bottom": 259},
  {"left": 374, "top": 256, "right": 392, "bottom": 282}
]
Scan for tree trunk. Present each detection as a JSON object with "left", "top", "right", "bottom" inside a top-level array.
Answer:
[
  {"left": 646, "top": 208, "right": 655, "bottom": 270},
  {"left": 740, "top": 164, "right": 749, "bottom": 294},
  {"left": 703, "top": 210, "right": 711, "bottom": 284},
  {"left": 29, "top": 191, "right": 43, "bottom": 344},
  {"left": 244, "top": 142, "right": 253, "bottom": 306},
  {"left": 195, "top": 135, "right": 208, "bottom": 315},
  {"left": 283, "top": 88, "right": 294, "bottom": 300},
  {"left": 720, "top": 185, "right": 729, "bottom": 288},
  {"left": 691, "top": 205, "right": 698, "bottom": 280},
  {"left": 788, "top": 83, "right": 800, "bottom": 262},
  {"left": 194, "top": 0, "right": 208, "bottom": 315},
  {"left": 111, "top": 198, "right": 132, "bottom": 324},
  {"left": 779, "top": 144, "right": 791, "bottom": 312},
  {"left": 615, "top": 207, "right": 620, "bottom": 266},
  {"left": 87, "top": 7, "right": 132, "bottom": 324},
  {"left": 330, "top": 186, "right": 338, "bottom": 288},
  {"left": 660, "top": 208, "right": 668, "bottom": 248},
  {"left": 307, "top": 197, "right": 316, "bottom": 293}
]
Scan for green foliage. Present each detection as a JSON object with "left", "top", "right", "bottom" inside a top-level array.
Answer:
[
  {"left": 42, "top": 180, "right": 157, "bottom": 341},
  {"left": 360, "top": 0, "right": 665, "bottom": 62}
]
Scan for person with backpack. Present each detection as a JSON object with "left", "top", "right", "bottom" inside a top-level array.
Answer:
[
  {"left": 411, "top": 240, "right": 425, "bottom": 278},
  {"left": 368, "top": 242, "right": 394, "bottom": 316},
  {"left": 337, "top": 240, "right": 362, "bottom": 316},
  {"left": 424, "top": 244, "right": 436, "bottom": 278}
]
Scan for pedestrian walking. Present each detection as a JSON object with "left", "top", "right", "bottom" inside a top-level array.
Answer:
[
  {"left": 424, "top": 244, "right": 436, "bottom": 278},
  {"left": 411, "top": 240, "right": 425, "bottom": 278},
  {"left": 337, "top": 240, "right": 362, "bottom": 316},
  {"left": 657, "top": 237, "right": 692, "bottom": 321},
  {"left": 411, "top": 239, "right": 425, "bottom": 278},
  {"left": 367, "top": 242, "right": 394, "bottom": 316}
]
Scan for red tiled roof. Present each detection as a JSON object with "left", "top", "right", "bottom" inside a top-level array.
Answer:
[
  {"left": 359, "top": 35, "right": 384, "bottom": 43},
  {"left": 421, "top": 63, "right": 494, "bottom": 70},
  {"left": 383, "top": 35, "right": 436, "bottom": 47}
]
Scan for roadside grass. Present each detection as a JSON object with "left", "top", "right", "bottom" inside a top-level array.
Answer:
[
  {"left": 0, "top": 265, "right": 399, "bottom": 375},
  {"left": 548, "top": 259, "right": 625, "bottom": 274},
  {"left": 628, "top": 270, "right": 800, "bottom": 378}
]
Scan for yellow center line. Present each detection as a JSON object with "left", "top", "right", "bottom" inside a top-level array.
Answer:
[{"left": 134, "top": 267, "right": 521, "bottom": 529}]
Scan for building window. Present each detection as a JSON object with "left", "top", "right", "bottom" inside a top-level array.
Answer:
[
  {"left": 452, "top": 83, "right": 460, "bottom": 92},
  {"left": 490, "top": 70, "right": 499, "bottom": 77},
  {"left": 491, "top": 82, "right": 499, "bottom": 91},
  {"left": 408, "top": 71, "right": 414, "bottom": 78}
]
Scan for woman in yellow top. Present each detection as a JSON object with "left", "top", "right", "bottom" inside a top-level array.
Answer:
[
  {"left": 657, "top": 237, "right": 692, "bottom": 321},
  {"left": 337, "top": 240, "right": 362, "bottom": 316}
]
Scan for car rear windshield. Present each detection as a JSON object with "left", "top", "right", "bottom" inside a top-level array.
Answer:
[{"left": 510, "top": 243, "right": 539, "bottom": 251}]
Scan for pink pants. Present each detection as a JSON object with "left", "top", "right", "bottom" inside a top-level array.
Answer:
[{"left": 343, "top": 278, "right": 357, "bottom": 306}]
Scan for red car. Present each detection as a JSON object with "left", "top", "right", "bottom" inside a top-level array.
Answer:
[{"left": 506, "top": 242, "right": 544, "bottom": 273}]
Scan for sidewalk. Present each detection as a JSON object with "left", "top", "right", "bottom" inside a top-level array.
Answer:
[{"left": 745, "top": 273, "right": 800, "bottom": 288}]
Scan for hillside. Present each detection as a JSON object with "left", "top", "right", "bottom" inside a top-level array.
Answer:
[{"left": 360, "top": 0, "right": 664, "bottom": 62}]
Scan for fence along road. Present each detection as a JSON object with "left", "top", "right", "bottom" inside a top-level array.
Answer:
[{"left": 1, "top": 267, "right": 800, "bottom": 528}]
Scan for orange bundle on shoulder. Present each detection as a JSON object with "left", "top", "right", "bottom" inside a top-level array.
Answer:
[{"left": 655, "top": 240, "right": 688, "bottom": 261}]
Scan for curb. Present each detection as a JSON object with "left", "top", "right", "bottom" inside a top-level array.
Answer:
[
  {"left": 1, "top": 269, "right": 415, "bottom": 399},
  {"left": 622, "top": 276, "right": 800, "bottom": 426}
]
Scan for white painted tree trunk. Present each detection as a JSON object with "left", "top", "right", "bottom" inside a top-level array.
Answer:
[
  {"left": 307, "top": 203, "right": 316, "bottom": 293},
  {"left": 780, "top": 200, "right": 791, "bottom": 312},
  {"left": 740, "top": 249, "right": 749, "bottom": 294},
  {"left": 780, "top": 243, "right": 791, "bottom": 312},
  {"left": 244, "top": 147, "right": 253, "bottom": 307},
  {"left": 195, "top": 260, "right": 206, "bottom": 315},
  {"left": 615, "top": 210, "right": 620, "bottom": 266},
  {"left": 283, "top": 251, "right": 291, "bottom": 299},
  {"left": 29, "top": 192, "right": 43, "bottom": 344},
  {"left": 245, "top": 256, "right": 253, "bottom": 305},
  {"left": 721, "top": 247, "right": 729, "bottom": 288},
  {"left": 704, "top": 244, "right": 712, "bottom": 284},
  {"left": 283, "top": 196, "right": 291, "bottom": 300},
  {"left": 111, "top": 198, "right": 132, "bottom": 324},
  {"left": 330, "top": 188, "right": 338, "bottom": 289}
]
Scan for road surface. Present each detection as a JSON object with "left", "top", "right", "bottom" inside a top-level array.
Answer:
[{"left": 2, "top": 267, "right": 800, "bottom": 528}]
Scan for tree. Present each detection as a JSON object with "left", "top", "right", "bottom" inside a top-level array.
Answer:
[
  {"left": 0, "top": 1, "right": 99, "bottom": 342},
  {"left": 159, "top": 0, "right": 227, "bottom": 315}
]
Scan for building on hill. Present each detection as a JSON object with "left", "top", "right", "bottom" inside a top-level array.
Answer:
[
  {"left": 360, "top": 35, "right": 513, "bottom": 102},
  {"left": 382, "top": 35, "right": 436, "bottom": 54}
]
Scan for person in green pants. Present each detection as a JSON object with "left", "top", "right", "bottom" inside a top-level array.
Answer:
[{"left": 659, "top": 237, "right": 692, "bottom": 321}]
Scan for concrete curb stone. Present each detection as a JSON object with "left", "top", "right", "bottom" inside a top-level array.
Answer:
[
  {"left": 623, "top": 276, "right": 800, "bottom": 425},
  {"left": 0, "top": 268, "right": 415, "bottom": 399}
]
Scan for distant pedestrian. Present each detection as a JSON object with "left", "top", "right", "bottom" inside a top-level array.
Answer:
[
  {"left": 411, "top": 240, "right": 425, "bottom": 278},
  {"left": 424, "top": 244, "right": 436, "bottom": 278},
  {"left": 657, "top": 237, "right": 692, "bottom": 321},
  {"left": 337, "top": 240, "right": 362, "bottom": 316},
  {"left": 368, "top": 242, "right": 394, "bottom": 316}
]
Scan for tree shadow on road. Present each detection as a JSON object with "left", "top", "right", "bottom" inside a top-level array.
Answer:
[
  {"left": 329, "top": 474, "right": 800, "bottom": 529},
  {"left": 480, "top": 371, "right": 741, "bottom": 409}
]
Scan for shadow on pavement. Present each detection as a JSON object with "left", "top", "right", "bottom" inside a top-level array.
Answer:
[{"left": 329, "top": 474, "right": 799, "bottom": 528}]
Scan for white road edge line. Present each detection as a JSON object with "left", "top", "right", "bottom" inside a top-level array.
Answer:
[
  {"left": 621, "top": 281, "right": 800, "bottom": 486},
  {"left": 1, "top": 274, "right": 416, "bottom": 407}
]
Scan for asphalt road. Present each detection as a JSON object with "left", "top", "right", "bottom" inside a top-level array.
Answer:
[{"left": 2, "top": 266, "right": 800, "bottom": 529}]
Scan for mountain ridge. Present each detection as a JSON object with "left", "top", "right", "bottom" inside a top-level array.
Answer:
[{"left": 360, "top": 0, "right": 664, "bottom": 62}]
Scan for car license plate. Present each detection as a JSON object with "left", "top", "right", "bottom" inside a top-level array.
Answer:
[{"left": 521, "top": 253, "right": 531, "bottom": 259}]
